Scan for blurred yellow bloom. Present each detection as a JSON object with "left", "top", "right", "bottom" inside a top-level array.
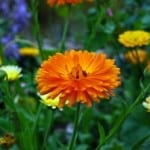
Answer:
[
  {"left": 144, "top": 61, "right": 150, "bottom": 76},
  {"left": 0, "top": 65, "right": 22, "bottom": 81},
  {"left": 142, "top": 96, "right": 150, "bottom": 112},
  {"left": 118, "top": 30, "right": 150, "bottom": 47},
  {"left": 125, "top": 49, "right": 148, "bottom": 64},
  {"left": 0, "top": 133, "right": 15, "bottom": 147},
  {"left": 19, "top": 47, "right": 39, "bottom": 57},
  {"left": 39, "top": 94, "right": 62, "bottom": 110}
]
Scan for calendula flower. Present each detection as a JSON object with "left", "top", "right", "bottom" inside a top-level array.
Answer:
[
  {"left": 144, "top": 61, "right": 150, "bottom": 76},
  {"left": 118, "top": 30, "right": 150, "bottom": 47},
  {"left": 47, "top": 0, "right": 91, "bottom": 6},
  {"left": 142, "top": 96, "right": 150, "bottom": 112},
  {"left": 0, "top": 65, "right": 22, "bottom": 81},
  {"left": 125, "top": 49, "right": 148, "bottom": 64},
  {"left": 39, "top": 93, "right": 62, "bottom": 110},
  {"left": 0, "top": 133, "right": 15, "bottom": 147},
  {"left": 19, "top": 47, "right": 39, "bottom": 57},
  {"left": 36, "top": 50, "right": 120, "bottom": 108}
]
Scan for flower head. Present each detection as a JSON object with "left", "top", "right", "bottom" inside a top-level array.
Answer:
[
  {"left": 118, "top": 30, "right": 150, "bottom": 47},
  {"left": 0, "top": 133, "right": 15, "bottom": 147},
  {"left": 36, "top": 50, "right": 120, "bottom": 108},
  {"left": 144, "top": 61, "right": 150, "bottom": 76},
  {"left": 125, "top": 49, "right": 148, "bottom": 64},
  {"left": 39, "top": 93, "right": 62, "bottom": 110},
  {"left": 19, "top": 47, "right": 39, "bottom": 57},
  {"left": 47, "top": 0, "right": 91, "bottom": 6},
  {"left": 0, "top": 65, "right": 22, "bottom": 81},
  {"left": 4, "top": 43, "right": 20, "bottom": 60},
  {"left": 142, "top": 96, "right": 150, "bottom": 112}
]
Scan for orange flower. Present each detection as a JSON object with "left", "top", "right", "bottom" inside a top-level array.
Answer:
[
  {"left": 36, "top": 50, "right": 120, "bottom": 107},
  {"left": 125, "top": 49, "right": 148, "bottom": 64},
  {"left": 47, "top": 0, "right": 90, "bottom": 6}
]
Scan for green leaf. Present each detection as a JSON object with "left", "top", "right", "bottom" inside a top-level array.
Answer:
[
  {"left": 0, "top": 70, "right": 6, "bottom": 80},
  {"left": 98, "top": 123, "right": 106, "bottom": 145},
  {"left": 131, "top": 134, "right": 150, "bottom": 150}
]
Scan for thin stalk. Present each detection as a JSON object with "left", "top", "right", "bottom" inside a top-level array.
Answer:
[
  {"left": 84, "top": 6, "right": 105, "bottom": 49},
  {"left": 68, "top": 103, "right": 81, "bottom": 150},
  {"left": 59, "top": 8, "right": 70, "bottom": 52},
  {"left": 32, "top": 103, "right": 43, "bottom": 132},
  {"left": 41, "top": 109, "right": 53, "bottom": 150},
  {"left": 31, "top": 0, "right": 44, "bottom": 60},
  {"left": 96, "top": 82, "right": 150, "bottom": 150}
]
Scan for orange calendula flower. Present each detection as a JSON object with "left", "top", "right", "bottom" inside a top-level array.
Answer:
[
  {"left": 125, "top": 49, "right": 148, "bottom": 64},
  {"left": 118, "top": 30, "right": 150, "bottom": 47},
  {"left": 47, "top": 0, "right": 91, "bottom": 6},
  {"left": 36, "top": 50, "right": 120, "bottom": 108}
]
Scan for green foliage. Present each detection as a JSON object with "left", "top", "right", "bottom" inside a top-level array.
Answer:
[{"left": 0, "top": 0, "right": 150, "bottom": 150}]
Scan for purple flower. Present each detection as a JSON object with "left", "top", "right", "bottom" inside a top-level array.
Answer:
[
  {"left": 0, "top": 0, "right": 10, "bottom": 17},
  {"left": 1, "top": 35, "right": 13, "bottom": 45},
  {"left": 0, "top": 0, "right": 31, "bottom": 60},
  {"left": 5, "top": 43, "right": 20, "bottom": 60},
  {"left": 12, "top": 1, "right": 31, "bottom": 33},
  {"left": 106, "top": 8, "right": 113, "bottom": 17}
]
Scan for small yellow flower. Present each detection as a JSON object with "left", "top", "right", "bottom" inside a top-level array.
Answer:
[
  {"left": 39, "top": 94, "right": 62, "bottom": 110},
  {"left": 0, "top": 65, "right": 22, "bottom": 81},
  {"left": 0, "top": 133, "right": 15, "bottom": 147},
  {"left": 118, "top": 30, "right": 150, "bottom": 47},
  {"left": 19, "top": 47, "right": 39, "bottom": 57},
  {"left": 125, "top": 49, "right": 148, "bottom": 64},
  {"left": 142, "top": 96, "right": 150, "bottom": 112}
]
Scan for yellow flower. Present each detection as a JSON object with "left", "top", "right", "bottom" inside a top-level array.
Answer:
[
  {"left": 0, "top": 133, "right": 15, "bottom": 147},
  {"left": 19, "top": 47, "right": 39, "bottom": 57},
  {"left": 118, "top": 30, "right": 150, "bottom": 47},
  {"left": 0, "top": 65, "right": 22, "bottom": 81},
  {"left": 39, "top": 93, "right": 62, "bottom": 109},
  {"left": 144, "top": 61, "right": 150, "bottom": 76},
  {"left": 125, "top": 49, "right": 148, "bottom": 64},
  {"left": 142, "top": 96, "right": 150, "bottom": 112}
]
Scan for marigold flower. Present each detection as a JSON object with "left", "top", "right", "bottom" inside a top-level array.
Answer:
[
  {"left": 0, "top": 65, "right": 22, "bottom": 81},
  {"left": 39, "top": 93, "right": 62, "bottom": 110},
  {"left": 19, "top": 47, "right": 39, "bottom": 57},
  {"left": 47, "top": 0, "right": 91, "bottom": 6},
  {"left": 144, "top": 61, "right": 150, "bottom": 76},
  {"left": 125, "top": 49, "right": 148, "bottom": 64},
  {"left": 0, "top": 133, "right": 15, "bottom": 147},
  {"left": 118, "top": 30, "right": 150, "bottom": 47},
  {"left": 36, "top": 50, "right": 120, "bottom": 108},
  {"left": 142, "top": 96, "right": 150, "bottom": 112}
]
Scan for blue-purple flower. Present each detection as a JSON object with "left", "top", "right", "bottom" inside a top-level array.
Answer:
[{"left": 0, "top": 0, "right": 31, "bottom": 60}]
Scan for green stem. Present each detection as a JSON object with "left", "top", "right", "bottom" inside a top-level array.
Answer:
[
  {"left": 31, "top": 0, "right": 44, "bottom": 60},
  {"left": 96, "top": 82, "right": 150, "bottom": 150},
  {"left": 84, "top": 6, "right": 105, "bottom": 49},
  {"left": 32, "top": 103, "right": 43, "bottom": 132},
  {"left": 59, "top": 9, "right": 70, "bottom": 52},
  {"left": 41, "top": 109, "right": 53, "bottom": 150},
  {"left": 68, "top": 103, "right": 81, "bottom": 150}
]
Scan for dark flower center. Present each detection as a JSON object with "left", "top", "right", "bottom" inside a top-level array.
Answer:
[{"left": 70, "top": 64, "right": 87, "bottom": 79}]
